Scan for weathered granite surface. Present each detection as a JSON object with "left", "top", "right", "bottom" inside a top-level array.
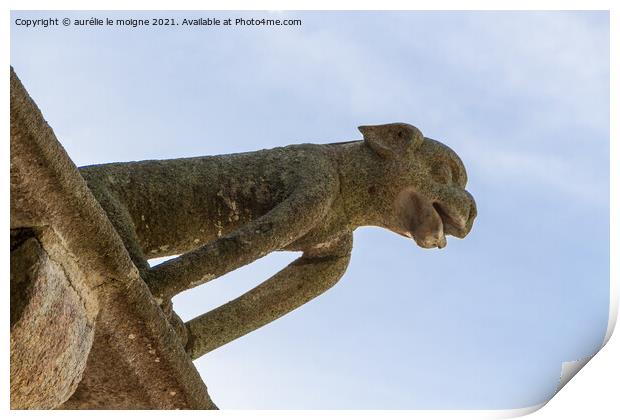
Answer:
[{"left": 10, "top": 228, "right": 96, "bottom": 409}]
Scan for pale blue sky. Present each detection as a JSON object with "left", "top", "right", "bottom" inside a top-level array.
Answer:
[{"left": 11, "top": 10, "right": 609, "bottom": 409}]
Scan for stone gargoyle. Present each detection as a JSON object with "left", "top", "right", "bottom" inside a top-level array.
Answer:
[{"left": 79, "top": 123, "right": 477, "bottom": 360}]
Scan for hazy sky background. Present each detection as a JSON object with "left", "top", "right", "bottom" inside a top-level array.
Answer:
[{"left": 11, "top": 10, "right": 609, "bottom": 409}]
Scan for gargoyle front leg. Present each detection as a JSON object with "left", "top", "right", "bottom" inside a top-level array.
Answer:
[
  {"left": 145, "top": 184, "right": 336, "bottom": 302},
  {"left": 184, "top": 234, "right": 353, "bottom": 359}
]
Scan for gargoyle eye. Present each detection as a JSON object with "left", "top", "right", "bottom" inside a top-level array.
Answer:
[
  {"left": 432, "top": 164, "right": 452, "bottom": 184},
  {"left": 449, "top": 159, "right": 466, "bottom": 187}
]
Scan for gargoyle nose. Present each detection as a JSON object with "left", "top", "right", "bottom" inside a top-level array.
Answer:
[
  {"left": 445, "top": 192, "right": 476, "bottom": 239},
  {"left": 461, "top": 198, "right": 477, "bottom": 236}
]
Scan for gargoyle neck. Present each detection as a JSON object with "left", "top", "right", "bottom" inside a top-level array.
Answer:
[{"left": 331, "top": 141, "right": 395, "bottom": 229}]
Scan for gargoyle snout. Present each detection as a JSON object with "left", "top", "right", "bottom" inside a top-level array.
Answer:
[
  {"left": 433, "top": 190, "right": 477, "bottom": 239},
  {"left": 464, "top": 197, "right": 477, "bottom": 236}
]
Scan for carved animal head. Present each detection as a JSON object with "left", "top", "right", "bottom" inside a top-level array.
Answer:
[{"left": 358, "top": 122, "right": 477, "bottom": 249}]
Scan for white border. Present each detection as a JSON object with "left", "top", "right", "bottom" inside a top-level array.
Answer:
[{"left": 3, "top": 1, "right": 616, "bottom": 418}]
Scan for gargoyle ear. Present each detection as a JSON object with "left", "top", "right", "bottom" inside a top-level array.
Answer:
[{"left": 358, "top": 123, "right": 424, "bottom": 159}]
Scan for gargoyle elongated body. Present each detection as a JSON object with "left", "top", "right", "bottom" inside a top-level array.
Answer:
[{"left": 79, "top": 123, "right": 477, "bottom": 359}]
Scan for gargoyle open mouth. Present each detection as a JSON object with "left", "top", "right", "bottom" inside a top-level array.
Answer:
[
  {"left": 394, "top": 188, "right": 475, "bottom": 249},
  {"left": 432, "top": 202, "right": 468, "bottom": 239}
]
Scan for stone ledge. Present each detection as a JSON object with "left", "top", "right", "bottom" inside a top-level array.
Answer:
[{"left": 10, "top": 67, "right": 217, "bottom": 409}]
